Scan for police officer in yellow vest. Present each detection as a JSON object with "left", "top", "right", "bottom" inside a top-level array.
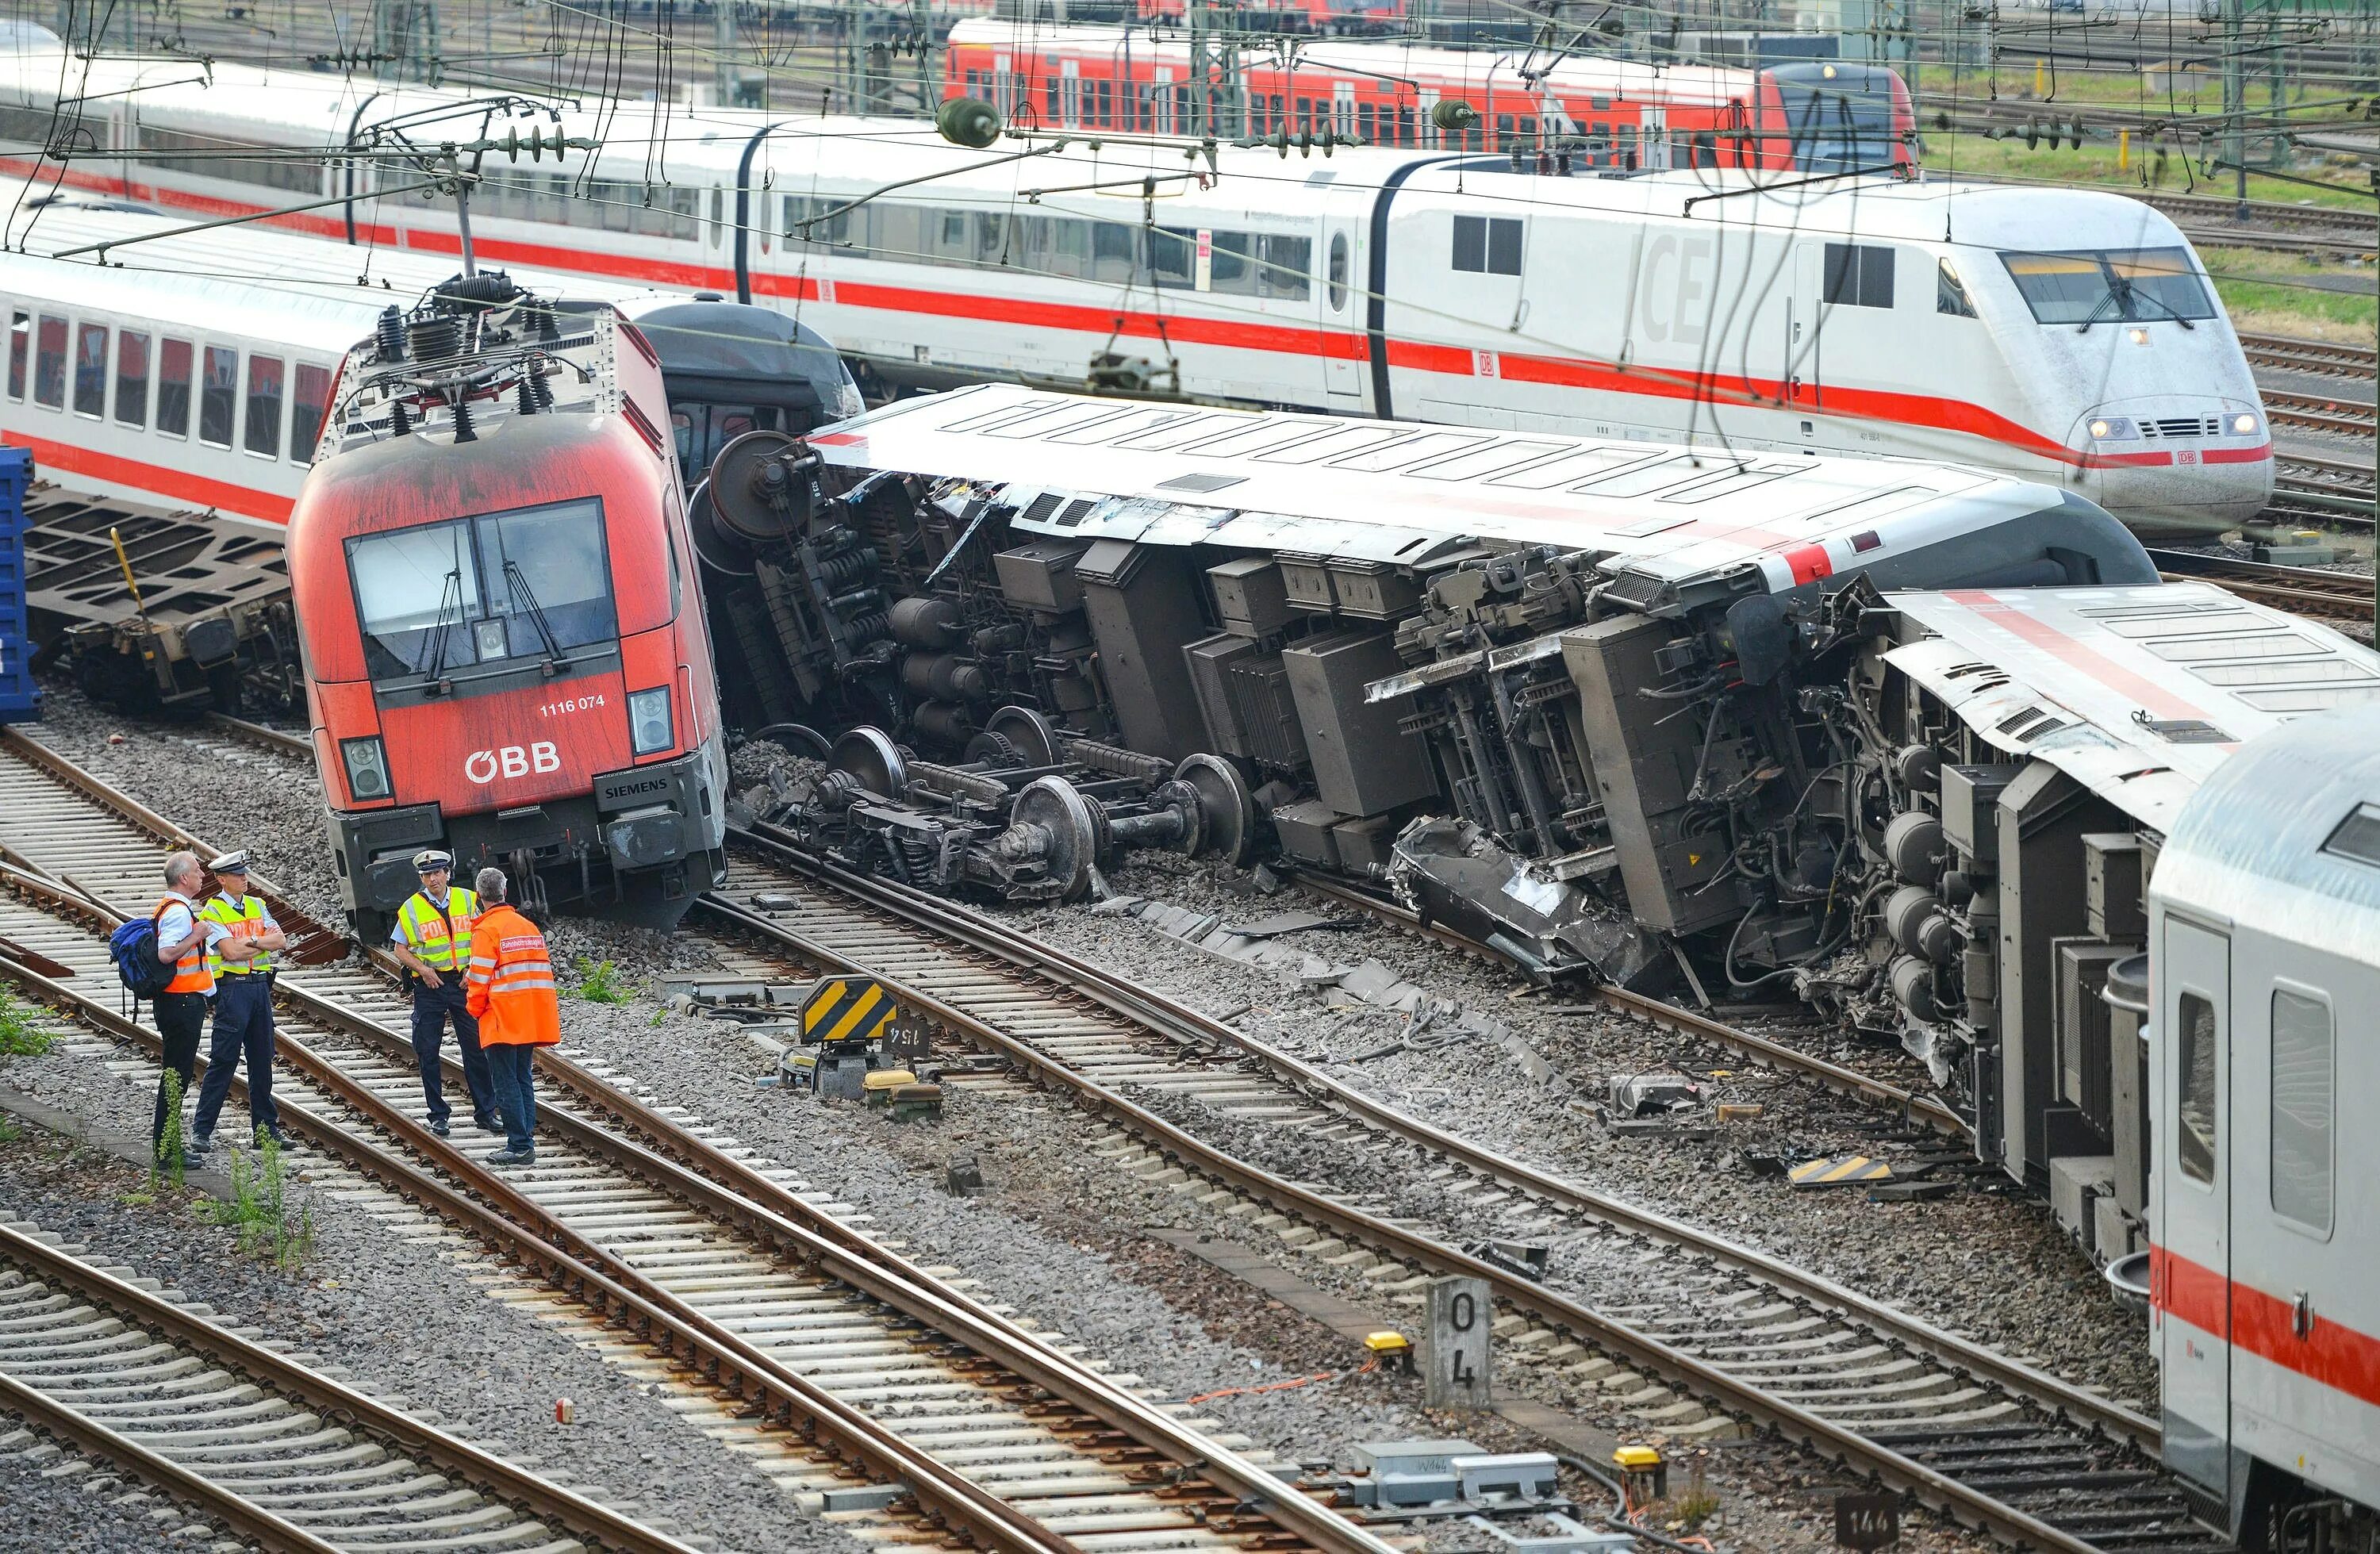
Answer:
[
  {"left": 188, "top": 851, "right": 287, "bottom": 1155},
  {"left": 390, "top": 850, "right": 498, "bottom": 1138}
]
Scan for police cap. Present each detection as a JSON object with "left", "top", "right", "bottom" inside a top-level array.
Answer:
[
  {"left": 413, "top": 849, "right": 455, "bottom": 873},
  {"left": 206, "top": 850, "right": 251, "bottom": 875}
]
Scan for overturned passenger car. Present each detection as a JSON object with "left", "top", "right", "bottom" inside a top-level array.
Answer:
[{"left": 713, "top": 384, "right": 2380, "bottom": 1230}]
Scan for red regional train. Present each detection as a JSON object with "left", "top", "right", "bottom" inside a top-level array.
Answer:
[
  {"left": 942, "top": 19, "right": 1914, "bottom": 169},
  {"left": 286, "top": 276, "right": 730, "bottom": 936}
]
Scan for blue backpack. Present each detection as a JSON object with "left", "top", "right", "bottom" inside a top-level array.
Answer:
[{"left": 110, "top": 907, "right": 177, "bottom": 1006}]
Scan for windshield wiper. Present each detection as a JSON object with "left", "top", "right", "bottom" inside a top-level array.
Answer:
[
  {"left": 419, "top": 566, "right": 463, "bottom": 689},
  {"left": 2075, "top": 280, "right": 2130, "bottom": 335},
  {"left": 2122, "top": 284, "right": 2198, "bottom": 331},
  {"left": 503, "top": 558, "right": 570, "bottom": 673}
]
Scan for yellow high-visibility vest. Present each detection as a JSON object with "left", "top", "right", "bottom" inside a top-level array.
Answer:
[{"left": 396, "top": 887, "right": 479, "bottom": 972}]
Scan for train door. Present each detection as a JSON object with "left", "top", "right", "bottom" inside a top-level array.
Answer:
[
  {"left": 1639, "top": 109, "right": 1669, "bottom": 170},
  {"left": 1790, "top": 244, "right": 1823, "bottom": 411},
  {"left": 2158, "top": 915, "right": 2233, "bottom": 1513},
  {"left": 1061, "top": 60, "right": 1083, "bottom": 128},
  {"left": 1323, "top": 224, "right": 1360, "bottom": 406}
]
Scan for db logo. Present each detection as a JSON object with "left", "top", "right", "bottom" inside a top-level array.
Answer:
[{"left": 466, "top": 742, "right": 561, "bottom": 784}]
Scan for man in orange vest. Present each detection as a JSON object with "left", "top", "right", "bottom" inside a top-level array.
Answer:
[
  {"left": 150, "top": 850, "right": 213, "bottom": 1162},
  {"left": 463, "top": 866, "right": 559, "bottom": 1166}
]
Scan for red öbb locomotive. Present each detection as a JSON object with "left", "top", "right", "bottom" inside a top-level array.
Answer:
[{"left": 288, "top": 276, "right": 727, "bottom": 938}]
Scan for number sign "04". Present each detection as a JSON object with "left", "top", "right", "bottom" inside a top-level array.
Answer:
[{"left": 1426, "top": 1276, "right": 1493, "bottom": 1409}]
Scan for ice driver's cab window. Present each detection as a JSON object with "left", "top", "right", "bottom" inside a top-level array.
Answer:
[
  {"left": 1998, "top": 247, "right": 2216, "bottom": 327},
  {"left": 347, "top": 497, "right": 616, "bottom": 683}
]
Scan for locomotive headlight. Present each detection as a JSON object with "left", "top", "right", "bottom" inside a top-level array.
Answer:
[
  {"left": 341, "top": 736, "right": 391, "bottom": 802},
  {"left": 2232, "top": 412, "right": 2259, "bottom": 436},
  {"left": 2087, "top": 416, "right": 2137, "bottom": 440},
  {"left": 628, "top": 686, "right": 674, "bottom": 756}
]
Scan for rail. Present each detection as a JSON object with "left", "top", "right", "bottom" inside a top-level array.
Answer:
[{"left": 710, "top": 826, "right": 2167, "bottom": 1552}]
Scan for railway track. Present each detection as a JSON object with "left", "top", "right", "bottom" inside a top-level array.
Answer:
[
  {"left": 699, "top": 827, "right": 2228, "bottom": 1554},
  {"left": 192, "top": 707, "right": 2225, "bottom": 1550},
  {"left": 2263, "top": 388, "right": 2377, "bottom": 439},
  {"left": 0, "top": 727, "right": 1392, "bottom": 1554},
  {"left": 2242, "top": 331, "right": 2378, "bottom": 380},
  {"left": 2150, "top": 548, "right": 2378, "bottom": 620},
  {"left": 0, "top": 1211, "right": 697, "bottom": 1554}
]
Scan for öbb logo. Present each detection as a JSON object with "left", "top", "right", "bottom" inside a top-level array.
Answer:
[{"left": 465, "top": 743, "right": 561, "bottom": 784}]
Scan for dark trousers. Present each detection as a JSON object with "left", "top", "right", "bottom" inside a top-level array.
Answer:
[
  {"left": 191, "top": 976, "right": 278, "bottom": 1142},
  {"left": 151, "top": 991, "right": 208, "bottom": 1149},
  {"left": 486, "top": 1043, "right": 538, "bottom": 1153},
  {"left": 409, "top": 978, "right": 495, "bottom": 1125}
]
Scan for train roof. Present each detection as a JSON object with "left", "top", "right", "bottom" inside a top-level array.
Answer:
[
  {"left": 1882, "top": 585, "right": 2380, "bottom": 835},
  {"left": 812, "top": 382, "right": 2134, "bottom": 601},
  {"left": 2153, "top": 706, "right": 2380, "bottom": 961},
  {"left": 0, "top": 180, "right": 674, "bottom": 341}
]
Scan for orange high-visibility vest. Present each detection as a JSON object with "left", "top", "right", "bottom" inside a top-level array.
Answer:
[
  {"left": 155, "top": 895, "right": 213, "bottom": 996},
  {"left": 463, "top": 904, "right": 560, "bottom": 1047}
]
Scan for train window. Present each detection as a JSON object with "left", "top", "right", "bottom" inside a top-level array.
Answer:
[
  {"left": 1090, "top": 221, "right": 1138, "bottom": 282},
  {"left": 114, "top": 330, "right": 148, "bottom": 428},
  {"left": 6, "top": 311, "right": 25, "bottom": 400},
  {"left": 1937, "top": 259, "right": 1979, "bottom": 318},
  {"left": 671, "top": 187, "right": 699, "bottom": 242},
  {"left": 708, "top": 186, "right": 724, "bottom": 247},
  {"left": 1210, "top": 232, "right": 1254, "bottom": 294},
  {"left": 199, "top": 344, "right": 237, "bottom": 447},
  {"left": 71, "top": 322, "right": 105, "bottom": 416},
  {"left": 1325, "top": 233, "right": 1347, "bottom": 311},
  {"left": 33, "top": 314, "right": 63, "bottom": 408},
  {"left": 1263, "top": 234, "right": 1312, "bottom": 302},
  {"left": 347, "top": 499, "right": 616, "bottom": 682},
  {"left": 2175, "top": 991, "right": 2218, "bottom": 1184},
  {"left": 1096, "top": 79, "right": 1111, "bottom": 128},
  {"left": 1453, "top": 217, "right": 1522, "bottom": 277},
  {"left": 975, "top": 212, "right": 1008, "bottom": 264},
  {"left": 1150, "top": 228, "right": 1196, "bottom": 290},
  {"left": 244, "top": 354, "right": 284, "bottom": 458},
  {"left": 1998, "top": 247, "right": 2215, "bottom": 326},
  {"left": 1495, "top": 113, "right": 1514, "bottom": 148},
  {"left": 1399, "top": 106, "right": 1416, "bottom": 147},
  {"left": 156, "top": 339, "right": 192, "bottom": 438},
  {"left": 2321, "top": 802, "right": 2380, "bottom": 867},
  {"left": 479, "top": 499, "right": 617, "bottom": 656},
  {"left": 290, "top": 363, "right": 332, "bottom": 466},
  {"left": 2270, "top": 988, "right": 2334, "bottom": 1236},
  {"left": 1822, "top": 242, "right": 1895, "bottom": 309},
  {"left": 871, "top": 204, "right": 920, "bottom": 262}
]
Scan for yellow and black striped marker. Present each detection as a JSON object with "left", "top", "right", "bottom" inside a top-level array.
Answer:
[
  {"left": 800, "top": 975, "right": 898, "bottom": 1047},
  {"left": 1788, "top": 1155, "right": 1894, "bottom": 1190}
]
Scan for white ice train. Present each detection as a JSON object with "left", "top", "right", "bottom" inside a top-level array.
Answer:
[
  {"left": 0, "top": 186, "right": 857, "bottom": 526},
  {"left": 0, "top": 45, "right": 2271, "bottom": 533},
  {"left": 2149, "top": 708, "right": 2380, "bottom": 1544}
]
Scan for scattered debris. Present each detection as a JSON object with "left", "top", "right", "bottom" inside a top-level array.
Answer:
[
  {"left": 1867, "top": 1179, "right": 1955, "bottom": 1203},
  {"left": 1715, "top": 1103, "right": 1765, "bottom": 1123},
  {"left": 945, "top": 1153, "right": 985, "bottom": 1195},
  {"left": 1467, "top": 1238, "right": 1550, "bottom": 1281},
  {"left": 1605, "top": 1071, "right": 1705, "bottom": 1117},
  {"left": 1221, "top": 910, "right": 1363, "bottom": 940}
]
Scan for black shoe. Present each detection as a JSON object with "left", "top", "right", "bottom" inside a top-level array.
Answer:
[
  {"left": 473, "top": 1115, "right": 503, "bottom": 1136},
  {"left": 187, "top": 1134, "right": 213, "bottom": 1159},
  {"left": 484, "top": 1147, "right": 535, "bottom": 1167},
  {"left": 428, "top": 1118, "right": 451, "bottom": 1138}
]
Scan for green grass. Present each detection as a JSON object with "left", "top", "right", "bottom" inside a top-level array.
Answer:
[
  {"left": 0, "top": 990, "right": 52, "bottom": 1057},
  {"left": 199, "top": 1134, "right": 316, "bottom": 1272},
  {"left": 575, "top": 958, "right": 631, "bottom": 1004}
]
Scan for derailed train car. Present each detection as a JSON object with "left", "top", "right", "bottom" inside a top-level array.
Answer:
[{"left": 717, "top": 385, "right": 2380, "bottom": 1235}]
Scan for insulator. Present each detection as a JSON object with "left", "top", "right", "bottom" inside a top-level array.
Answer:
[
  {"left": 889, "top": 596, "right": 962, "bottom": 649},
  {"left": 451, "top": 393, "right": 477, "bottom": 444},
  {"left": 840, "top": 611, "right": 889, "bottom": 643},
  {"left": 530, "top": 370, "right": 553, "bottom": 410},
  {"left": 516, "top": 378, "right": 539, "bottom": 416},
  {"left": 436, "top": 271, "right": 522, "bottom": 308},
  {"left": 408, "top": 313, "right": 462, "bottom": 366},
  {"left": 529, "top": 299, "right": 560, "bottom": 343},
  {"left": 374, "top": 305, "right": 406, "bottom": 363},
  {"left": 390, "top": 398, "right": 413, "bottom": 436}
]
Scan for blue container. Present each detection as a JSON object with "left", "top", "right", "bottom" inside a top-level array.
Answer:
[{"left": 0, "top": 444, "right": 39, "bottom": 723}]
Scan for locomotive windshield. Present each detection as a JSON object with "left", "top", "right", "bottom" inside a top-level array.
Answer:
[
  {"left": 1766, "top": 62, "right": 1904, "bottom": 171},
  {"left": 1998, "top": 247, "right": 2216, "bottom": 326},
  {"left": 347, "top": 497, "right": 617, "bottom": 682}
]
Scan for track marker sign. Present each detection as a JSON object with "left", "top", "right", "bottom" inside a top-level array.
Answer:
[{"left": 800, "top": 975, "right": 897, "bottom": 1047}]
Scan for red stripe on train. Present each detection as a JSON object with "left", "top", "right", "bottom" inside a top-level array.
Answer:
[
  {"left": 2155, "top": 1244, "right": 2380, "bottom": 1411},
  {"left": 1, "top": 431, "right": 291, "bottom": 524}
]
